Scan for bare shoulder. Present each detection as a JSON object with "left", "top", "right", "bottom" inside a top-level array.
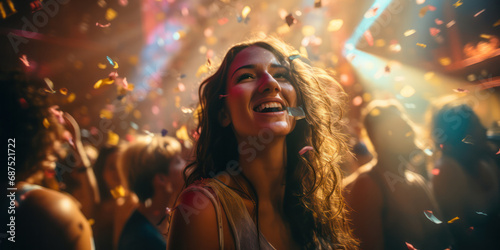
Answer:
[
  {"left": 18, "top": 187, "right": 93, "bottom": 249},
  {"left": 167, "top": 185, "right": 222, "bottom": 250},
  {"left": 346, "top": 171, "right": 383, "bottom": 209}
]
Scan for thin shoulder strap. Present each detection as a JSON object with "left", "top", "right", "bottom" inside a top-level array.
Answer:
[{"left": 182, "top": 185, "right": 225, "bottom": 250}]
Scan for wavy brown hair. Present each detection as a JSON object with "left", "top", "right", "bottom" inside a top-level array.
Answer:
[{"left": 184, "top": 36, "right": 358, "bottom": 249}]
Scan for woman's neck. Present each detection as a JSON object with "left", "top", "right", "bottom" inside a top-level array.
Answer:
[{"left": 237, "top": 135, "right": 287, "bottom": 211}]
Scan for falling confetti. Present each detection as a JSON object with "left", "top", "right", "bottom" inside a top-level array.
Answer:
[
  {"left": 287, "top": 107, "right": 306, "bottom": 120},
  {"left": 474, "top": 9, "right": 485, "bottom": 17},
  {"left": 461, "top": 135, "right": 474, "bottom": 144},
  {"left": 118, "top": 0, "right": 128, "bottom": 6},
  {"left": 429, "top": 27, "right": 440, "bottom": 36},
  {"left": 106, "top": 56, "right": 114, "bottom": 66},
  {"left": 416, "top": 43, "right": 427, "bottom": 48},
  {"left": 370, "top": 108, "right": 380, "bottom": 117},
  {"left": 96, "top": 22, "right": 111, "bottom": 28},
  {"left": 176, "top": 125, "right": 190, "bottom": 141},
  {"left": 19, "top": 55, "right": 30, "bottom": 67},
  {"left": 496, "top": 149, "right": 500, "bottom": 155},
  {"left": 106, "top": 8, "right": 117, "bottom": 21},
  {"left": 476, "top": 211, "right": 488, "bottom": 216},
  {"left": 59, "top": 88, "right": 68, "bottom": 95},
  {"left": 328, "top": 19, "right": 343, "bottom": 30},
  {"left": 241, "top": 6, "right": 251, "bottom": 19},
  {"left": 439, "top": 57, "right": 451, "bottom": 66},
  {"left": 107, "top": 130, "right": 119, "bottom": 146},
  {"left": 480, "top": 34, "right": 492, "bottom": 39},
  {"left": 43, "top": 118, "right": 50, "bottom": 129},
  {"left": 453, "top": 0, "right": 462, "bottom": 8},
  {"left": 97, "top": 63, "right": 107, "bottom": 69},
  {"left": 67, "top": 93, "right": 76, "bottom": 103},
  {"left": 419, "top": 5, "right": 436, "bottom": 18},
  {"left": 217, "top": 17, "right": 229, "bottom": 25},
  {"left": 285, "top": 14, "right": 296, "bottom": 27},
  {"left": 432, "top": 168, "right": 440, "bottom": 176},
  {"left": 424, "top": 210, "right": 443, "bottom": 224},
  {"left": 44, "top": 78, "right": 56, "bottom": 93},
  {"left": 352, "top": 96, "right": 363, "bottom": 106},
  {"left": 404, "top": 29, "right": 416, "bottom": 37},
  {"left": 448, "top": 217, "right": 459, "bottom": 224},
  {"left": 446, "top": 20, "right": 456, "bottom": 28},
  {"left": 299, "top": 146, "right": 314, "bottom": 156},
  {"left": 405, "top": 242, "right": 418, "bottom": 250},
  {"left": 161, "top": 129, "right": 168, "bottom": 137},
  {"left": 435, "top": 19, "right": 443, "bottom": 25},
  {"left": 494, "top": 20, "right": 500, "bottom": 27}
]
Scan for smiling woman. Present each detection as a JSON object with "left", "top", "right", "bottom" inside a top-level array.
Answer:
[{"left": 167, "top": 36, "right": 358, "bottom": 250}]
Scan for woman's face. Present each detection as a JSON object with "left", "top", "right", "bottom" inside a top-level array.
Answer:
[{"left": 224, "top": 46, "right": 297, "bottom": 138}]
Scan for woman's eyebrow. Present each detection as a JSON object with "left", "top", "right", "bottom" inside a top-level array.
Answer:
[{"left": 231, "top": 64, "right": 256, "bottom": 78}]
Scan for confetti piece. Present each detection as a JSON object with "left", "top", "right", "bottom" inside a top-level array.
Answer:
[
  {"left": 480, "top": 34, "right": 492, "bottom": 39},
  {"left": 88, "top": 219, "right": 95, "bottom": 226},
  {"left": 314, "top": 0, "right": 321, "bottom": 8},
  {"left": 494, "top": 20, "right": 500, "bottom": 27},
  {"left": 439, "top": 57, "right": 451, "bottom": 66},
  {"left": 432, "top": 168, "right": 440, "bottom": 176},
  {"left": 302, "top": 25, "right": 315, "bottom": 36},
  {"left": 429, "top": 27, "right": 440, "bottom": 36},
  {"left": 364, "top": 6, "right": 379, "bottom": 18},
  {"left": 100, "top": 109, "right": 113, "bottom": 119},
  {"left": 405, "top": 242, "right": 418, "bottom": 250},
  {"left": 285, "top": 13, "right": 296, "bottom": 27},
  {"left": 364, "top": 30, "right": 374, "bottom": 46},
  {"left": 110, "top": 185, "right": 125, "bottom": 198},
  {"left": 176, "top": 125, "right": 190, "bottom": 141},
  {"left": 299, "top": 146, "right": 314, "bottom": 156},
  {"left": 370, "top": 108, "right": 380, "bottom": 117},
  {"left": 474, "top": 9, "right": 485, "bottom": 17},
  {"left": 43, "top": 118, "right": 50, "bottom": 128},
  {"left": 105, "top": 8, "right": 117, "bottom": 21},
  {"left": 106, "top": 56, "right": 114, "bottom": 66},
  {"left": 352, "top": 96, "right": 363, "bottom": 106},
  {"left": 476, "top": 211, "right": 488, "bottom": 216},
  {"left": 217, "top": 17, "right": 229, "bottom": 25},
  {"left": 107, "top": 130, "right": 119, "bottom": 146},
  {"left": 287, "top": 106, "right": 306, "bottom": 120},
  {"left": 404, "top": 29, "right": 416, "bottom": 37},
  {"left": 416, "top": 43, "right": 427, "bottom": 48},
  {"left": 96, "top": 22, "right": 111, "bottom": 28},
  {"left": 453, "top": 88, "right": 469, "bottom": 93},
  {"left": 67, "top": 93, "right": 76, "bottom": 103},
  {"left": 241, "top": 6, "right": 251, "bottom": 19},
  {"left": 161, "top": 129, "right": 168, "bottom": 137},
  {"left": 118, "top": 0, "right": 128, "bottom": 6},
  {"left": 461, "top": 135, "right": 474, "bottom": 144},
  {"left": 424, "top": 210, "right": 443, "bottom": 224},
  {"left": 19, "top": 55, "right": 30, "bottom": 67},
  {"left": 416, "top": 0, "right": 425, "bottom": 4},
  {"left": 428, "top": 5, "right": 436, "bottom": 11},
  {"left": 152, "top": 105, "right": 160, "bottom": 115},
  {"left": 446, "top": 20, "right": 456, "bottom": 28},
  {"left": 181, "top": 107, "right": 194, "bottom": 114},
  {"left": 113, "top": 61, "right": 119, "bottom": 69},
  {"left": 419, "top": 6, "right": 431, "bottom": 18},
  {"left": 97, "top": 63, "right": 107, "bottom": 69},
  {"left": 59, "top": 88, "right": 68, "bottom": 95},
  {"left": 435, "top": 19, "right": 443, "bottom": 25},
  {"left": 496, "top": 149, "right": 500, "bottom": 155},
  {"left": 448, "top": 217, "right": 459, "bottom": 224},
  {"left": 453, "top": 0, "right": 462, "bottom": 8}
]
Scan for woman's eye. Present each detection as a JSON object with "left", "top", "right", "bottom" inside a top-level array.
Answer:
[
  {"left": 237, "top": 73, "right": 254, "bottom": 82},
  {"left": 273, "top": 73, "right": 289, "bottom": 81}
]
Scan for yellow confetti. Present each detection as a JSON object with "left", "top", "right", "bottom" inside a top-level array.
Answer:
[
  {"left": 400, "top": 85, "right": 416, "bottom": 98},
  {"left": 370, "top": 108, "right": 380, "bottom": 117},
  {"left": 43, "top": 118, "right": 50, "bottom": 128},
  {"left": 113, "top": 61, "right": 119, "bottom": 69},
  {"left": 480, "top": 34, "right": 492, "bottom": 39},
  {"left": 302, "top": 25, "right": 316, "bottom": 36},
  {"left": 494, "top": 19, "right": 500, "bottom": 27},
  {"left": 110, "top": 185, "right": 126, "bottom": 198},
  {"left": 105, "top": 8, "right": 117, "bottom": 21},
  {"left": 175, "top": 96, "right": 181, "bottom": 108},
  {"left": 453, "top": 0, "right": 462, "bottom": 8},
  {"left": 133, "top": 110, "right": 141, "bottom": 119},
  {"left": 405, "top": 131, "right": 413, "bottom": 137},
  {"left": 327, "top": 19, "right": 343, "bottom": 32},
  {"left": 94, "top": 78, "right": 115, "bottom": 89},
  {"left": 417, "top": 43, "right": 427, "bottom": 48},
  {"left": 404, "top": 29, "right": 416, "bottom": 37},
  {"left": 128, "top": 56, "right": 139, "bottom": 65},
  {"left": 94, "top": 79, "right": 103, "bottom": 89},
  {"left": 176, "top": 125, "right": 190, "bottom": 141},
  {"left": 126, "top": 83, "right": 134, "bottom": 91},
  {"left": 363, "top": 93, "right": 372, "bottom": 102},
  {"left": 439, "top": 57, "right": 451, "bottom": 66},
  {"left": 196, "top": 64, "right": 208, "bottom": 78},
  {"left": 67, "top": 93, "right": 76, "bottom": 103},
  {"left": 88, "top": 219, "right": 95, "bottom": 226},
  {"left": 448, "top": 217, "right": 460, "bottom": 223},
  {"left": 375, "top": 39, "right": 386, "bottom": 47},
  {"left": 100, "top": 109, "right": 113, "bottom": 119},
  {"left": 59, "top": 88, "right": 68, "bottom": 95},
  {"left": 97, "top": 63, "right": 107, "bottom": 69},
  {"left": 107, "top": 130, "right": 119, "bottom": 146},
  {"left": 241, "top": 6, "right": 251, "bottom": 19}
]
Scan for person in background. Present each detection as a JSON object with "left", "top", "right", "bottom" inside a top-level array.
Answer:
[
  {"left": 118, "top": 135, "right": 185, "bottom": 250},
  {"left": 430, "top": 102, "right": 500, "bottom": 249},
  {"left": 344, "top": 99, "right": 451, "bottom": 250},
  {"left": 1, "top": 70, "right": 95, "bottom": 250},
  {"left": 167, "top": 36, "right": 358, "bottom": 249}
]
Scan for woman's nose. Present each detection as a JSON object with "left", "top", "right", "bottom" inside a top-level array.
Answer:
[{"left": 257, "top": 72, "right": 281, "bottom": 94}]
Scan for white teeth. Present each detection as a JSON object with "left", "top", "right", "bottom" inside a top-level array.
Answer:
[{"left": 255, "top": 102, "right": 283, "bottom": 112}]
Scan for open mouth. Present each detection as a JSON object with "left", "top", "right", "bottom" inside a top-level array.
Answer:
[{"left": 253, "top": 102, "right": 285, "bottom": 113}]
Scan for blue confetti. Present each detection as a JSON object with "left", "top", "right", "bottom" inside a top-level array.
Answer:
[
  {"left": 424, "top": 210, "right": 443, "bottom": 224},
  {"left": 161, "top": 129, "right": 168, "bottom": 137},
  {"left": 476, "top": 211, "right": 488, "bottom": 216},
  {"left": 106, "top": 56, "right": 114, "bottom": 66}
]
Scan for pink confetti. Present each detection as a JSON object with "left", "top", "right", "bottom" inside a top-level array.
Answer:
[
  {"left": 115, "top": 77, "right": 128, "bottom": 89},
  {"left": 429, "top": 27, "right": 441, "bottom": 36},
  {"left": 432, "top": 168, "right": 440, "bottom": 176},
  {"left": 178, "top": 82, "right": 186, "bottom": 92},
  {"left": 496, "top": 149, "right": 500, "bottom": 155},
  {"left": 299, "top": 146, "right": 314, "bottom": 156},
  {"left": 474, "top": 9, "right": 485, "bottom": 17},
  {"left": 152, "top": 105, "right": 160, "bottom": 115},
  {"left": 118, "top": 0, "right": 128, "bottom": 6},
  {"left": 364, "top": 30, "right": 374, "bottom": 46},
  {"left": 428, "top": 5, "right": 436, "bottom": 11},
  {"left": 218, "top": 17, "right": 229, "bottom": 25},
  {"left": 96, "top": 22, "right": 111, "bottom": 28},
  {"left": 109, "top": 71, "right": 119, "bottom": 80},
  {"left": 405, "top": 242, "right": 418, "bottom": 250},
  {"left": 49, "top": 106, "right": 65, "bottom": 124},
  {"left": 435, "top": 19, "right": 443, "bottom": 25},
  {"left": 19, "top": 55, "right": 30, "bottom": 67}
]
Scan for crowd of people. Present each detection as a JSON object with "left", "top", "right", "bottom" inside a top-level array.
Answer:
[{"left": 2, "top": 36, "right": 499, "bottom": 250}]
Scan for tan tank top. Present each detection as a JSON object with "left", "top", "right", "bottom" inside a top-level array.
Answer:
[{"left": 183, "top": 178, "right": 275, "bottom": 250}]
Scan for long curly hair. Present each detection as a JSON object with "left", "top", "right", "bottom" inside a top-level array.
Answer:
[{"left": 184, "top": 36, "right": 358, "bottom": 249}]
